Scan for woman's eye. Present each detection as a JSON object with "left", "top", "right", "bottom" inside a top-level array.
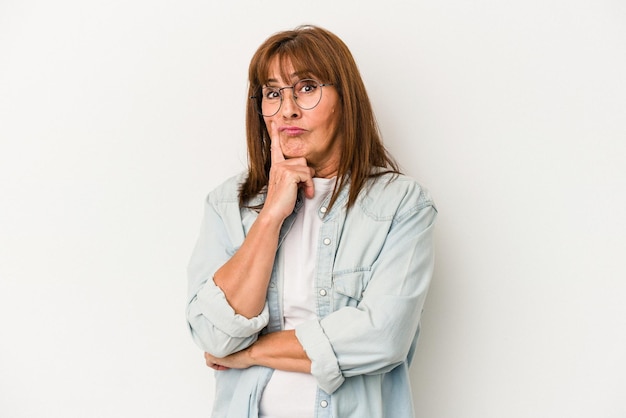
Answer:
[
  {"left": 298, "top": 82, "right": 317, "bottom": 94},
  {"left": 264, "top": 89, "right": 280, "bottom": 100}
]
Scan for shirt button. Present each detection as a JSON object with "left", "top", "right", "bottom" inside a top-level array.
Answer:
[
  {"left": 323, "top": 238, "right": 331, "bottom": 245},
  {"left": 269, "top": 282, "right": 275, "bottom": 288},
  {"left": 319, "top": 289, "right": 327, "bottom": 296},
  {"left": 320, "top": 206, "right": 327, "bottom": 213},
  {"left": 320, "top": 400, "right": 328, "bottom": 408}
]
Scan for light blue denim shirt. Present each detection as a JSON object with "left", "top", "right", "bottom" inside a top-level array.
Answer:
[{"left": 187, "top": 170, "right": 437, "bottom": 418}]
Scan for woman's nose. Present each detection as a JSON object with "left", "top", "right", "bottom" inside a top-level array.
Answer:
[{"left": 281, "top": 92, "right": 300, "bottom": 118}]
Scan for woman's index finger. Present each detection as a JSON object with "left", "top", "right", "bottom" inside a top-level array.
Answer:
[{"left": 269, "top": 122, "right": 285, "bottom": 164}]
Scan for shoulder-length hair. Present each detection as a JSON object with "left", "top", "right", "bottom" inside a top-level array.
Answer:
[{"left": 240, "top": 25, "right": 399, "bottom": 211}]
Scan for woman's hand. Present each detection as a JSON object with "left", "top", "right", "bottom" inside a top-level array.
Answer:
[
  {"left": 261, "top": 122, "right": 315, "bottom": 222},
  {"left": 204, "top": 349, "right": 251, "bottom": 371}
]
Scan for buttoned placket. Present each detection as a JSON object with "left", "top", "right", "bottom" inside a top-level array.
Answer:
[{"left": 313, "top": 186, "right": 349, "bottom": 418}]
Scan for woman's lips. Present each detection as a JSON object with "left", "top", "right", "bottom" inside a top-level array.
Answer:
[{"left": 279, "top": 126, "right": 306, "bottom": 135}]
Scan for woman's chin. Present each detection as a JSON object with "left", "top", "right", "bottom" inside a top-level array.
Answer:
[{"left": 282, "top": 147, "right": 307, "bottom": 160}]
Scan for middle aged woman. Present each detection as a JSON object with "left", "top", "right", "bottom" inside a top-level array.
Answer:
[{"left": 186, "top": 25, "right": 438, "bottom": 418}]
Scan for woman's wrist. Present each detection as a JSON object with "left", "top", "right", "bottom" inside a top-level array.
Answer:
[{"left": 254, "top": 208, "right": 286, "bottom": 232}]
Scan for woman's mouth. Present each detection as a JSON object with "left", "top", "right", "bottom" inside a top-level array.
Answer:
[{"left": 279, "top": 126, "right": 306, "bottom": 135}]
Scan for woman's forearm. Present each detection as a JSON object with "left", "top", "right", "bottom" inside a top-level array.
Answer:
[
  {"left": 205, "top": 330, "right": 312, "bottom": 373},
  {"left": 249, "top": 330, "right": 312, "bottom": 373},
  {"left": 213, "top": 212, "right": 282, "bottom": 319}
]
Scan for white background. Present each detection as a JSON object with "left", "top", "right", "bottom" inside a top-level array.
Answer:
[{"left": 1, "top": 0, "right": 625, "bottom": 417}]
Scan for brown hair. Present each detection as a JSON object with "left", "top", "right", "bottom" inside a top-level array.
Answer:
[{"left": 240, "top": 25, "right": 400, "bottom": 210}]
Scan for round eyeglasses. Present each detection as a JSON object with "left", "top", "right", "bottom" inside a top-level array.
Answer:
[{"left": 251, "top": 79, "right": 334, "bottom": 117}]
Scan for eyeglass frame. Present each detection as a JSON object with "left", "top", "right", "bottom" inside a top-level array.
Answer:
[{"left": 250, "top": 78, "right": 334, "bottom": 117}]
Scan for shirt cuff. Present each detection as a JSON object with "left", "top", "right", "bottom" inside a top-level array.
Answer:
[
  {"left": 295, "top": 319, "right": 345, "bottom": 394},
  {"left": 196, "top": 278, "right": 269, "bottom": 338}
]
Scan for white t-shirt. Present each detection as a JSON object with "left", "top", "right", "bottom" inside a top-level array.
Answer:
[{"left": 259, "top": 177, "right": 335, "bottom": 418}]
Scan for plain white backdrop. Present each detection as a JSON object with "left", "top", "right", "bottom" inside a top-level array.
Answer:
[{"left": 1, "top": 0, "right": 625, "bottom": 417}]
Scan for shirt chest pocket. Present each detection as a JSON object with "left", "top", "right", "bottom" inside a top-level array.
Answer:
[{"left": 331, "top": 270, "right": 371, "bottom": 310}]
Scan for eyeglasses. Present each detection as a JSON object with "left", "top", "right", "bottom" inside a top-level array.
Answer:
[{"left": 251, "top": 79, "right": 333, "bottom": 117}]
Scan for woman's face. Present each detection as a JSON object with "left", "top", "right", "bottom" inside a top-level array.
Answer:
[{"left": 263, "top": 57, "right": 342, "bottom": 179}]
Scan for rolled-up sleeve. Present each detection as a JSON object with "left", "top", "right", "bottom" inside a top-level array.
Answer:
[
  {"left": 296, "top": 183, "right": 437, "bottom": 394},
  {"left": 296, "top": 320, "right": 345, "bottom": 394},
  {"left": 186, "top": 189, "right": 269, "bottom": 357}
]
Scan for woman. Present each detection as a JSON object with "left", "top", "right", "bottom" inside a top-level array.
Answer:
[{"left": 187, "top": 25, "right": 437, "bottom": 418}]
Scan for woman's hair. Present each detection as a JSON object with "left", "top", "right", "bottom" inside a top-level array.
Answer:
[{"left": 240, "top": 25, "right": 400, "bottom": 210}]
